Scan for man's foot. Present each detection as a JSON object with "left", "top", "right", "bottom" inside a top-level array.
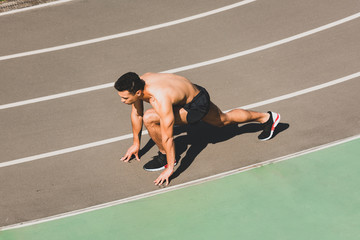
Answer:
[
  {"left": 143, "top": 152, "right": 178, "bottom": 172},
  {"left": 258, "top": 111, "right": 281, "bottom": 141}
]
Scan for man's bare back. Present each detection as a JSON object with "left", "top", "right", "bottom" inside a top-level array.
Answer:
[{"left": 140, "top": 72, "right": 199, "bottom": 106}]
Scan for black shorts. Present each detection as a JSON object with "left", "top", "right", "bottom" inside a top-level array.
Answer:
[{"left": 183, "top": 84, "right": 211, "bottom": 124}]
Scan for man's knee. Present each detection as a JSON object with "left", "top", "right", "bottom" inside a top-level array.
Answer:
[
  {"left": 205, "top": 114, "right": 229, "bottom": 127},
  {"left": 218, "top": 114, "right": 232, "bottom": 127},
  {"left": 143, "top": 109, "right": 159, "bottom": 126}
]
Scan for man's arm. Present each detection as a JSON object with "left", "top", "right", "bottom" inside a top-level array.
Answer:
[
  {"left": 121, "top": 99, "right": 143, "bottom": 162},
  {"left": 131, "top": 99, "right": 144, "bottom": 146},
  {"left": 151, "top": 95, "right": 176, "bottom": 186}
]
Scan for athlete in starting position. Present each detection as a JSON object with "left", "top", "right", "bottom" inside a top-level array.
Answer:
[{"left": 114, "top": 72, "right": 280, "bottom": 186}]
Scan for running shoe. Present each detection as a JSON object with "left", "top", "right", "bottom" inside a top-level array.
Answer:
[
  {"left": 258, "top": 111, "right": 281, "bottom": 141},
  {"left": 143, "top": 152, "right": 177, "bottom": 172}
]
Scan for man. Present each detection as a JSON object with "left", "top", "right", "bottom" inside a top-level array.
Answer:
[{"left": 114, "top": 72, "right": 280, "bottom": 186}]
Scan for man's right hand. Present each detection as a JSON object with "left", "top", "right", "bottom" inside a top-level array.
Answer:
[{"left": 121, "top": 144, "right": 140, "bottom": 162}]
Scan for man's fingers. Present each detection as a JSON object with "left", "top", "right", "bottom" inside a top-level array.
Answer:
[
  {"left": 135, "top": 153, "right": 140, "bottom": 161},
  {"left": 154, "top": 176, "right": 168, "bottom": 186},
  {"left": 154, "top": 177, "right": 162, "bottom": 186},
  {"left": 121, "top": 153, "right": 131, "bottom": 162},
  {"left": 154, "top": 178, "right": 160, "bottom": 185}
]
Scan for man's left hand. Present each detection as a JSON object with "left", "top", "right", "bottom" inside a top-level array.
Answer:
[{"left": 154, "top": 168, "right": 174, "bottom": 186}]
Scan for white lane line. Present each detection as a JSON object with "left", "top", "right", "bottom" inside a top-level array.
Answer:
[
  {"left": 0, "top": 83, "right": 114, "bottom": 110},
  {"left": 0, "top": 133, "right": 133, "bottom": 168},
  {"left": 0, "top": 0, "right": 73, "bottom": 16},
  {"left": 163, "top": 12, "right": 360, "bottom": 73},
  {"left": 2, "top": 134, "right": 359, "bottom": 231},
  {"left": 1, "top": 11, "right": 359, "bottom": 110},
  {"left": 235, "top": 72, "right": 360, "bottom": 110},
  {"left": 0, "top": 71, "right": 359, "bottom": 169},
  {"left": 0, "top": 0, "right": 256, "bottom": 61}
]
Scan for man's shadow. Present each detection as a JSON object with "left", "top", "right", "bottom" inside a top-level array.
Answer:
[{"left": 139, "top": 121, "right": 289, "bottom": 181}]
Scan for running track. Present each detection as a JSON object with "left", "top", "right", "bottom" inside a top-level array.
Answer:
[{"left": 0, "top": 0, "right": 359, "bottom": 236}]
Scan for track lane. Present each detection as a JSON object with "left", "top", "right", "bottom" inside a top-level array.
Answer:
[
  {"left": 0, "top": 0, "right": 256, "bottom": 61},
  {"left": 0, "top": 0, "right": 241, "bottom": 55},
  {"left": 2, "top": 0, "right": 360, "bottom": 104},
  {"left": 1, "top": 72, "right": 359, "bottom": 168}
]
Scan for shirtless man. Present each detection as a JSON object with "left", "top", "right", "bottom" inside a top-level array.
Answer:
[{"left": 114, "top": 72, "right": 280, "bottom": 186}]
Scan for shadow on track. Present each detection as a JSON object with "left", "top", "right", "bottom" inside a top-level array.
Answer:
[{"left": 138, "top": 121, "right": 289, "bottom": 182}]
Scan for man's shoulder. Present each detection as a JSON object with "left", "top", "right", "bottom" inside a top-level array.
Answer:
[{"left": 140, "top": 72, "right": 158, "bottom": 79}]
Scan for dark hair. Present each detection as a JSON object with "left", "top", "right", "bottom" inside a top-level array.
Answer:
[{"left": 114, "top": 72, "right": 145, "bottom": 94}]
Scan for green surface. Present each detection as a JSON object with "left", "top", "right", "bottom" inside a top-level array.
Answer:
[{"left": 1, "top": 138, "right": 360, "bottom": 240}]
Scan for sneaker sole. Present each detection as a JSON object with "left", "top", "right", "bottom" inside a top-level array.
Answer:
[
  {"left": 260, "top": 113, "right": 281, "bottom": 141},
  {"left": 143, "top": 161, "right": 178, "bottom": 172}
]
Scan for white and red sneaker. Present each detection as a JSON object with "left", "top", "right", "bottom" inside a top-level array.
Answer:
[{"left": 258, "top": 111, "right": 281, "bottom": 141}]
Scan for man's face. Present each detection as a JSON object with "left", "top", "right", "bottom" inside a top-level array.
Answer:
[{"left": 118, "top": 90, "right": 139, "bottom": 105}]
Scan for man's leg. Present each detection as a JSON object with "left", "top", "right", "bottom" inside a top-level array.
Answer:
[
  {"left": 202, "top": 102, "right": 280, "bottom": 140},
  {"left": 202, "top": 102, "right": 269, "bottom": 127},
  {"left": 142, "top": 108, "right": 187, "bottom": 171},
  {"left": 142, "top": 109, "right": 168, "bottom": 172},
  {"left": 143, "top": 107, "right": 188, "bottom": 152},
  {"left": 143, "top": 109, "right": 164, "bottom": 153}
]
